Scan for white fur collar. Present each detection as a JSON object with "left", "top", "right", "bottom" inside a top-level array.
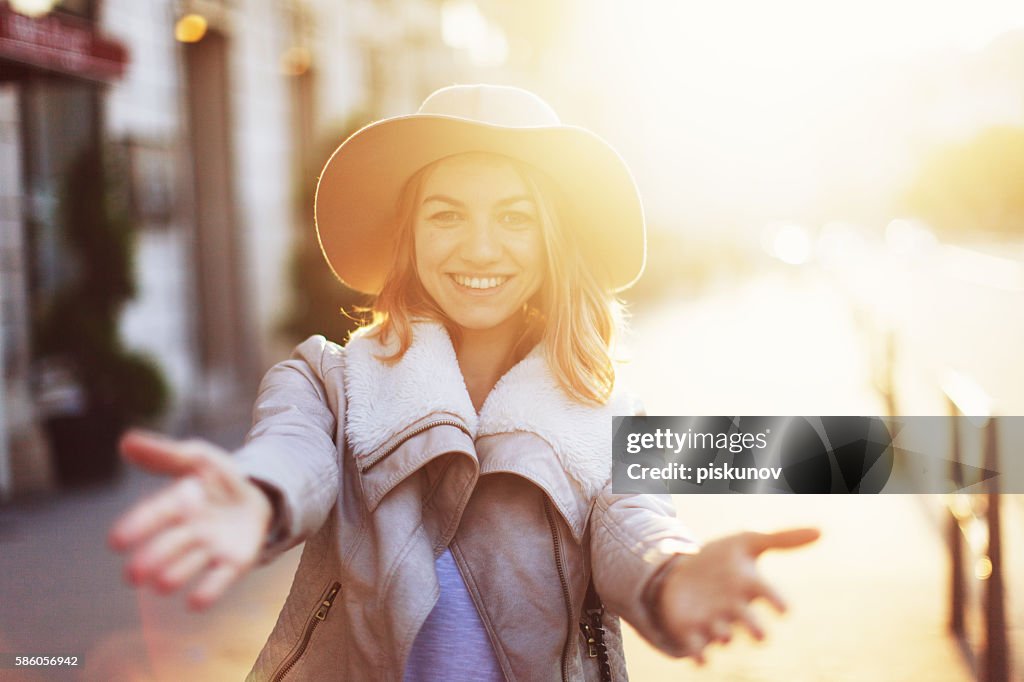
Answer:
[{"left": 342, "top": 321, "right": 631, "bottom": 497}]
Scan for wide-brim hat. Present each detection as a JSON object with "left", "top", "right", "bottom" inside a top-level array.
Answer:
[{"left": 314, "top": 84, "right": 646, "bottom": 294}]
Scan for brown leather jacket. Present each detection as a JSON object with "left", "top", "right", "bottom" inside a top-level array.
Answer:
[{"left": 234, "top": 324, "right": 698, "bottom": 681}]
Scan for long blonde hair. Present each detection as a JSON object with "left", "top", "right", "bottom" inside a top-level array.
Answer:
[{"left": 363, "top": 153, "right": 622, "bottom": 406}]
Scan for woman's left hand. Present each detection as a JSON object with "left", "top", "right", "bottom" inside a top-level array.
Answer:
[{"left": 655, "top": 527, "right": 820, "bottom": 664}]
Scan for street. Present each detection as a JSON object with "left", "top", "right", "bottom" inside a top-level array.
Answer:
[{"left": 1, "top": 267, "right": 1019, "bottom": 680}]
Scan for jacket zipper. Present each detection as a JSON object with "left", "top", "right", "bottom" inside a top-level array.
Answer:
[
  {"left": 360, "top": 418, "right": 471, "bottom": 471},
  {"left": 544, "top": 498, "right": 573, "bottom": 682},
  {"left": 270, "top": 581, "right": 342, "bottom": 682}
]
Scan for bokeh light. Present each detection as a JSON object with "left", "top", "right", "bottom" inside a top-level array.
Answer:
[{"left": 174, "top": 14, "right": 208, "bottom": 44}]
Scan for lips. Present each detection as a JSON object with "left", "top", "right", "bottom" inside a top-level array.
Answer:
[{"left": 450, "top": 274, "right": 512, "bottom": 290}]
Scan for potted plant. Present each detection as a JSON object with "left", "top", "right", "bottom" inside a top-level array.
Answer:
[{"left": 34, "top": 144, "right": 168, "bottom": 486}]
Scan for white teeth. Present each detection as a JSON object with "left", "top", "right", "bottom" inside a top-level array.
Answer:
[{"left": 453, "top": 274, "right": 508, "bottom": 290}]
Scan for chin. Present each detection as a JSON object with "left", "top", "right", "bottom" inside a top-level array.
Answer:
[
  {"left": 447, "top": 309, "right": 519, "bottom": 332},
  {"left": 450, "top": 317, "right": 507, "bottom": 332}
]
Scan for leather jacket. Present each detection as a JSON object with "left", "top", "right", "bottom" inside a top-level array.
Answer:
[{"left": 234, "top": 322, "right": 698, "bottom": 681}]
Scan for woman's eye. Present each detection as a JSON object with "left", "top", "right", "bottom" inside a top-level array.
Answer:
[
  {"left": 430, "top": 210, "right": 462, "bottom": 223},
  {"left": 499, "top": 211, "right": 536, "bottom": 227}
]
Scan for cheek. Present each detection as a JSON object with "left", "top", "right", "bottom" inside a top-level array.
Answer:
[
  {"left": 413, "top": 228, "right": 443, "bottom": 276},
  {"left": 511, "top": 233, "right": 546, "bottom": 280},
  {"left": 412, "top": 232, "right": 440, "bottom": 298}
]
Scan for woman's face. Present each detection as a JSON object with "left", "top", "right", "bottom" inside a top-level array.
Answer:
[{"left": 414, "top": 153, "right": 545, "bottom": 333}]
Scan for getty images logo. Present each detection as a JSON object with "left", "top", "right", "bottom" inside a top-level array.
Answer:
[
  {"left": 758, "top": 416, "right": 895, "bottom": 494},
  {"left": 614, "top": 416, "right": 898, "bottom": 494}
]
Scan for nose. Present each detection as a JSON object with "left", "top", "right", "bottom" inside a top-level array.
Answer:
[{"left": 460, "top": 218, "right": 502, "bottom": 265}]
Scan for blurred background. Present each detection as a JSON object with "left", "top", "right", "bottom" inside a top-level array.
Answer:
[{"left": 0, "top": 0, "right": 1021, "bottom": 679}]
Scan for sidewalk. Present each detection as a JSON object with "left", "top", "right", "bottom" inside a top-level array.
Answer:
[
  {"left": 621, "top": 495, "right": 975, "bottom": 681},
  {"left": 0, "top": 422, "right": 301, "bottom": 681}
]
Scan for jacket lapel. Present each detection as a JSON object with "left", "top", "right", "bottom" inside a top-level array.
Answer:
[
  {"left": 343, "top": 321, "right": 632, "bottom": 503},
  {"left": 476, "top": 348, "right": 632, "bottom": 498},
  {"left": 343, "top": 322, "right": 477, "bottom": 463}
]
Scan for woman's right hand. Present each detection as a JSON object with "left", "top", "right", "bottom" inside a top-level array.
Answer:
[{"left": 108, "top": 430, "right": 275, "bottom": 611}]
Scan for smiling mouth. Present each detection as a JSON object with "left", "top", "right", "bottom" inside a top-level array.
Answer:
[{"left": 449, "top": 274, "right": 512, "bottom": 290}]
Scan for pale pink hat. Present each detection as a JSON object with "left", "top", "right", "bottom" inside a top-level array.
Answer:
[{"left": 314, "top": 84, "right": 646, "bottom": 294}]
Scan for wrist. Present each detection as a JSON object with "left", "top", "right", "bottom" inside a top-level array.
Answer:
[
  {"left": 250, "top": 479, "right": 285, "bottom": 544},
  {"left": 643, "top": 552, "right": 693, "bottom": 641}
]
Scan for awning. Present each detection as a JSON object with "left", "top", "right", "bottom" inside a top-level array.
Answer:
[{"left": 0, "top": 4, "right": 128, "bottom": 82}]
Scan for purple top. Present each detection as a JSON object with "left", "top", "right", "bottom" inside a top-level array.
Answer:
[{"left": 403, "top": 548, "right": 505, "bottom": 681}]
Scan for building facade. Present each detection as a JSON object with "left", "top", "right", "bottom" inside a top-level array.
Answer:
[{"left": 0, "top": 0, "right": 454, "bottom": 499}]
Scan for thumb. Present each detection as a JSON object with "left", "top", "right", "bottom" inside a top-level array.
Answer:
[
  {"left": 747, "top": 528, "right": 821, "bottom": 555},
  {"left": 119, "top": 430, "right": 204, "bottom": 476}
]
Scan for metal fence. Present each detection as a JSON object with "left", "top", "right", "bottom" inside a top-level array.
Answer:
[{"left": 944, "top": 373, "right": 1011, "bottom": 682}]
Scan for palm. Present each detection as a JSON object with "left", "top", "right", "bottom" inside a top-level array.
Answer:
[
  {"left": 108, "top": 431, "right": 273, "bottom": 610},
  {"left": 658, "top": 528, "right": 820, "bottom": 663},
  {"left": 174, "top": 469, "right": 266, "bottom": 566}
]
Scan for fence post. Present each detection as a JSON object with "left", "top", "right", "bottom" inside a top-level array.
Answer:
[
  {"left": 982, "top": 419, "right": 1008, "bottom": 682},
  {"left": 948, "top": 402, "right": 965, "bottom": 639}
]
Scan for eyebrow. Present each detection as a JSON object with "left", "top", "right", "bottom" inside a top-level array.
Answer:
[{"left": 421, "top": 194, "right": 536, "bottom": 208}]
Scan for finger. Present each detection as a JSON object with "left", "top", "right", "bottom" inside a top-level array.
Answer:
[
  {"left": 683, "top": 632, "right": 708, "bottom": 665},
  {"left": 752, "top": 579, "right": 788, "bottom": 614},
  {"left": 187, "top": 561, "right": 241, "bottom": 611},
  {"left": 109, "top": 477, "right": 205, "bottom": 550},
  {"left": 193, "top": 453, "right": 246, "bottom": 503},
  {"left": 126, "top": 523, "right": 200, "bottom": 585},
  {"left": 155, "top": 547, "right": 211, "bottom": 594},
  {"left": 747, "top": 528, "right": 821, "bottom": 556},
  {"left": 737, "top": 605, "right": 766, "bottom": 641},
  {"left": 708, "top": 618, "right": 732, "bottom": 645},
  {"left": 119, "top": 431, "right": 206, "bottom": 476}
]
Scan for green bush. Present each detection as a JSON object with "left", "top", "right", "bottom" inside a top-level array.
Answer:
[{"left": 34, "top": 144, "right": 168, "bottom": 427}]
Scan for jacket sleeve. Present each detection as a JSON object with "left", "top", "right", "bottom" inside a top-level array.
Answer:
[
  {"left": 589, "top": 487, "right": 700, "bottom": 655},
  {"left": 589, "top": 395, "right": 700, "bottom": 655},
  {"left": 231, "top": 335, "right": 343, "bottom": 565}
]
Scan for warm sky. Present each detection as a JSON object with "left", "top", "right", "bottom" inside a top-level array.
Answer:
[{"left": 539, "top": 0, "right": 1024, "bottom": 228}]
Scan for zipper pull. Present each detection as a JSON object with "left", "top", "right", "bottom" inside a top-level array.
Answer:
[
  {"left": 581, "top": 623, "right": 599, "bottom": 658},
  {"left": 315, "top": 583, "right": 342, "bottom": 621}
]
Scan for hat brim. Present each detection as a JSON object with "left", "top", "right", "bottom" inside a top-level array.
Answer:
[{"left": 314, "top": 114, "right": 646, "bottom": 295}]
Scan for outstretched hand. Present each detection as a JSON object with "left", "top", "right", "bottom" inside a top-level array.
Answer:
[
  {"left": 657, "top": 527, "right": 820, "bottom": 664},
  {"left": 108, "top": 430, "right": 274, "bottom": 611}
]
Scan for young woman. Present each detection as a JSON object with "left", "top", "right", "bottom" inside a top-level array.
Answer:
[{"left": 109, "top": 84, "right": 818, "bottom": 681}]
